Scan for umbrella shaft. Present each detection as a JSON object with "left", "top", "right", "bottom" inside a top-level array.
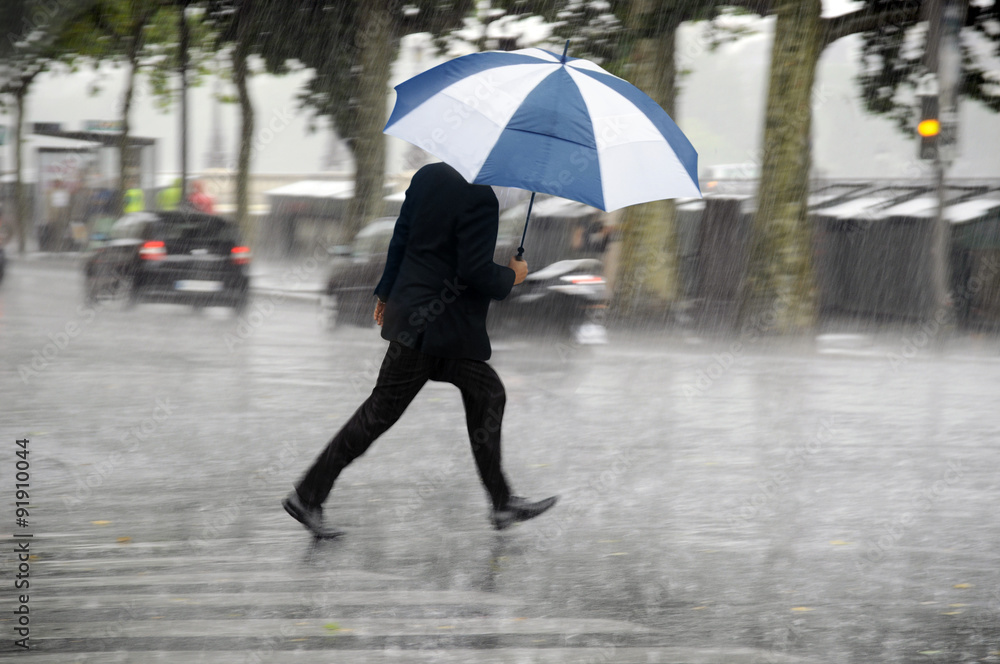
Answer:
[{"left": 516, "top": 191, "right": 536, "bottom": 260}]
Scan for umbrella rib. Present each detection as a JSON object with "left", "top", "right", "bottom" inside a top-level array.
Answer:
[{"left": 502, "top": 127, "right": 596, "bottom": 151}]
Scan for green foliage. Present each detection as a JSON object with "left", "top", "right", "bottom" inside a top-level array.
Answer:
[
  {"left": 251, "top": 1, "right": 475, "bottom": 146},
  {"left": 54, "top": 0, "right": 192, "bottom": 110},
  {"left": 1, "top": 0, "right": 97, "bottom": 95},
  {"left": 144, "top": 6, "right": 217, "bottom": 111}
]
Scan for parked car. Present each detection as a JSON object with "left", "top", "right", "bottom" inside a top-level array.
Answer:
[
  {"left": 318, "top": 218, "right": 397, "bottom": 327},
  {"left": 83, "top": 211, "right": 251, "bottom": 311},
  {"left": 487, "top": 257, "right": 607, "bottom": 341},
  {"left": 319, "top": 215, "right": 607, "bottom": 341}
]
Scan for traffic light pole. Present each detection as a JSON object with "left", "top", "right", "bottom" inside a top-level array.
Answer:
[
  {"left": 921, "top": 0, "right": 946, "bottom": 321},
  {"left": 930, "top": 147, "right": 949, "bottom": 321}
]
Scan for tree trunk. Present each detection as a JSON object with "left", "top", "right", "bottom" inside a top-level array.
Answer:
[
  {"left": 345, "top": 1, "right": 395, "bottom": 243},
  {"left": 613, "top": 1, "right": 682, "bottom": 322},
  {"left": 179, "top": 0, "right": 189, "bottom": 201},
  {"left": 13, "top": 78, "right": 29, "bottom": 255},
  {"left": 118, "top": 44, "right": 140, "bottom": 216},
  {"left": 740, "top": 0, "right": 822, "bottom": 333},
  {"left": 233, "top": 0, "right": 254, "bottom": 245}
]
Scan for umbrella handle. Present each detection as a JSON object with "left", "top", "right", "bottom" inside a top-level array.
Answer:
[{"left": 516, "top": 191, "right": 536, "bottom": 261}]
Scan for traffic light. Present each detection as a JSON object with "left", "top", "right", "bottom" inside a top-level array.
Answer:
[{"left": 918, "top": 94, "right": 940, "bottom": 161}]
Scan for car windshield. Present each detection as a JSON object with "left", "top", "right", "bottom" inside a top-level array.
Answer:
[
  {"left": 352, "top": 221, "right": 395, "bottom": 256},
  {"left": 151, "top": 217, "right": 239, "bottom": 243},
  {"left": 109, "top": 218, "right": 146, "bottom": 240}
]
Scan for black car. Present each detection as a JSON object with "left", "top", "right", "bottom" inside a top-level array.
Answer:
[{"left": 83, "top": 211, "right": 251, "bottom": 311}]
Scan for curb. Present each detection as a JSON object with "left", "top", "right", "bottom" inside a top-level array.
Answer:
[{"left": 251, "top": 287, "right": 323, "bottom": 304}]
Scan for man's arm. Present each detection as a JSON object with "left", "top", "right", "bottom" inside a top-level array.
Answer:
[
  {"left": 455, "top": 188, "right": 517, "bottom": 301},
  {"left": 373, "top": 192, "right": 414, "bottom": 303}
]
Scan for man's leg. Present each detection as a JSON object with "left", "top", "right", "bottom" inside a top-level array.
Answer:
[
  {"left": 295, "top": 342, "right": 430, "bottom": 507},
  {"left": 434, "top": 358, "right": 512, "bottom": 510}
]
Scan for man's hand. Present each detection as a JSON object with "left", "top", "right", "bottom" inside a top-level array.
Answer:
[
  {"left": 374, "top": 300, "right": 385, "bottom": 327},
  {"left": 508, "top": 256, "right": 528, "bottom": 285}
]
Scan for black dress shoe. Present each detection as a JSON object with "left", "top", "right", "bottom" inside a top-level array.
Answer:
[
  {"left": 491, "top": 495, "right": 558, "bottom": 531},
  {"left": 282, "top": 491, "right": 344, "bottom": 539}
]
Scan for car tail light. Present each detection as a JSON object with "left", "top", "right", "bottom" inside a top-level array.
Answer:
[
  {"left": 562, "top": 275, "right": 604, "bottom": 285},
  {"left": 139, "top": 240, "right": 166, "bottom": 260},
  {"left": 231, "top": 246, "right": 251, "bottom": 265}
]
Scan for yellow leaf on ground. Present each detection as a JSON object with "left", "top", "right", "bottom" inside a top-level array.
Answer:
[
  {"left": 829, "top": 540, "right": 852, "bottom": 546},
  {"left": 116, "top": 537, "right": 131, "bottom": 543},
  {"left": 791, "top": 607, "right": 814, "bottom": 612},
  {"left": 323, "top": 623, "right": 340, "bottom": 631},
  {"left": 91, "top": 520, "right": 111, "bottom": 526},
  {"left": 953, "top": 583, "right": 973, "bottom": 589}
]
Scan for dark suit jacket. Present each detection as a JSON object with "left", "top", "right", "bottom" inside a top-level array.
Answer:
[{"left": 373, "top": 163, "right": 515, "bottom": 361}]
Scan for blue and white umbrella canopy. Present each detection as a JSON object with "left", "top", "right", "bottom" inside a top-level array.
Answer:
[{"left": 384, "top": 47, "right": 701, "bottom": 212}]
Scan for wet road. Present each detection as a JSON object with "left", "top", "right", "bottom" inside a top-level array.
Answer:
[{"left": 2, "top": 255, "right": 999, "bottom": 662}]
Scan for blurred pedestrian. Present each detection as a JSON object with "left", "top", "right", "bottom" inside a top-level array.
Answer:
[
  {"left": 46, "top": 179, "right": 72, "bottom": 250},
  {"left": 123, "top": 183, "right": 145, "bottom": 213},
  {"left": 186, "top": 180, "right": 214, "bottom": 214},
  {"left": 158, "top": 178, "right": 183, "bottom": 210},
  {"left": 283, "top": 162, "right": 557, "bottom": 538}
]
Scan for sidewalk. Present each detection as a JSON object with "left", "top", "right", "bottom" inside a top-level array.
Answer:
[{"left": 4, "top": 249, "right": 327, "bottom": 302}]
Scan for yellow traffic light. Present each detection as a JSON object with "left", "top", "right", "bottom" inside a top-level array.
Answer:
[{"left": 918, "top": 118, "right": 941, "bottom": 137}]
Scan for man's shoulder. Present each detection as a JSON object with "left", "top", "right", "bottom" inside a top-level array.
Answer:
[{"left": 416, "top": 161, "right": 460, "bottom": 183}]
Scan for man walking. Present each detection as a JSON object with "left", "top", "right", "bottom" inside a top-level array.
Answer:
[{"left": 283, "top": 162, "right": 557, "bottom": 538}]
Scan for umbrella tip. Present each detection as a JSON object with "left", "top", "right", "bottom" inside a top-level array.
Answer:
[{"left": 561, "top": 40, "right": 570, "bottom": 63}]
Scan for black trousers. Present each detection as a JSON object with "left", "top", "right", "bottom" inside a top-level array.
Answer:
[{"left": 295, "top": 342, "right": 513, "bottom": 510}]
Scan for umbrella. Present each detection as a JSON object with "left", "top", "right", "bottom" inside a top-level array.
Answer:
[{"left": 384, "top": 43, "right": 701, "bottom": 259}]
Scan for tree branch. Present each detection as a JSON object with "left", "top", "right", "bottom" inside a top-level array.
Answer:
[{"left": 821, "top": 2, "right": 922, "bottom": 48}]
